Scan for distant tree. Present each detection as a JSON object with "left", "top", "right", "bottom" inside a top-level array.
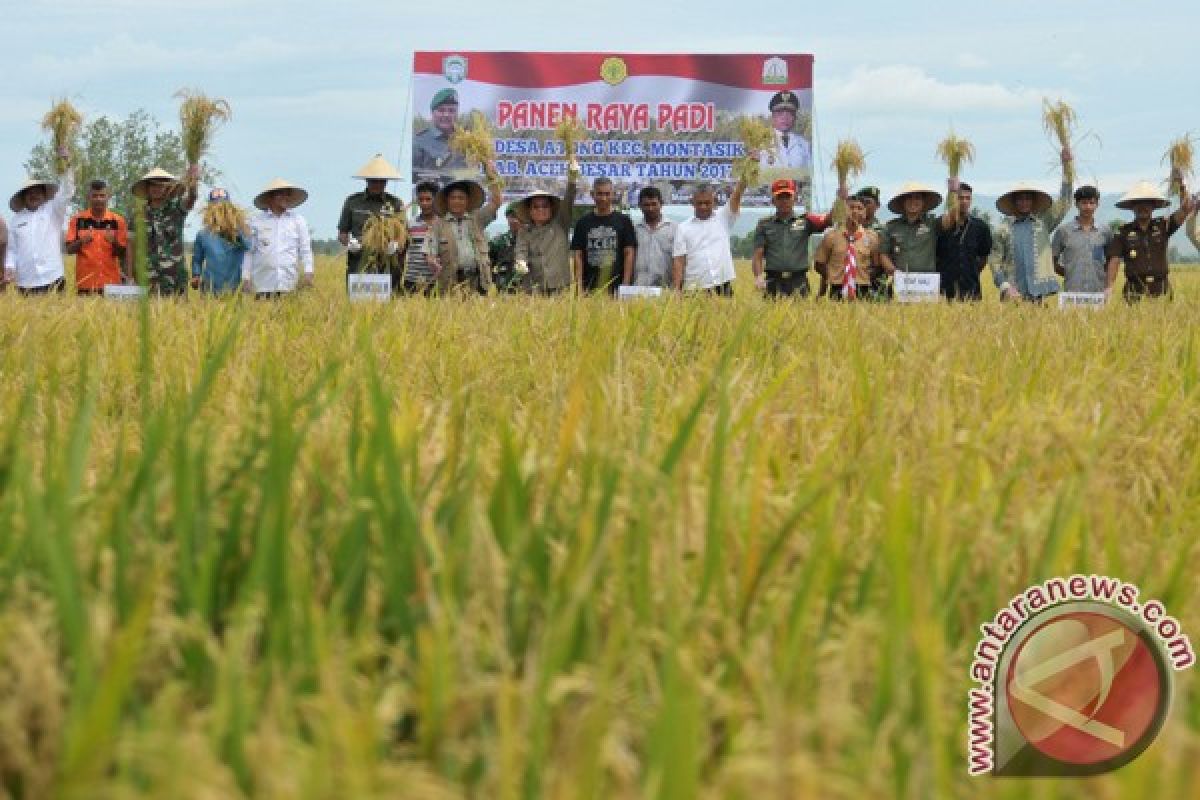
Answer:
[{"left": 24, "top": 109, "right": 218, "bottom": 219}]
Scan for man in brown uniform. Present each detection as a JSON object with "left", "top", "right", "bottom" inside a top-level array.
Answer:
[
  {"left": 427, "top": 161, "right": 504, "bottom": 294},
  {"left": 812, "top": 195, "right": 881, "bottom": 300},
  {"left": 1107, "top": 179, "right": 1195, "bottom": 301}
]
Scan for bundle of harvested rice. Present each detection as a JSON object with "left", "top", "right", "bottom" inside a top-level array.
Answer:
[
  {"left": 202, "top": 202, "right": 248, "bottom": 243},
  {"left": 1042, "top": 98, "right": 1078, "bottom": 182},
  {"left": 830, "top": 139, "right": 866, "bottom": 224},
  {"left": 361, "top": 203, "right": 409, "bottom": 275},
  {"left": 175, "top": 89, "right": 232, "bottom": 166},
  {"left": 1162, "top": 135, "right": 1195, "bottom": 198},
  {"left": 41, "top": 99, "right": 83, "bottom": 174},
  {"left": 731, "top": 116, "right": 774, "bottom": 186},
  {"left": 553, "top": 115, "right": 586, "bottom": 163},
  {"left": 936, "top": 132, "right": 976, "bottom": 209},
  {"left": 449, "top": 111, "right": 496, "bottom": 167}
]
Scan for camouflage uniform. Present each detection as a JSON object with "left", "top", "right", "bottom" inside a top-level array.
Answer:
[
  {"left": 488, "top": 229, "right": 521, "bottom": 292},
  {"left": 145, "top": 196, "right": 189, "bottom": 295}
]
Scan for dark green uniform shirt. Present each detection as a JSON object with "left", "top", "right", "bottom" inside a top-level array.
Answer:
[
  {"left": 752, "top": 212, "right": 831, "bottom": 274},
  {"left": 1108, "top": 216, "right": 1181, "bottom": 279},
  {"left": 337, "top": 191, "right": 402, "bottom": 273},
  {"left": 881, "top": 212, "right": 941, "bottom": 272}
]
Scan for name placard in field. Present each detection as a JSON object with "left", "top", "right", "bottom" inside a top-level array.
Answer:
[
  {"left": 103, "top": 285, "right": 148, "bottom": 301},
  {"left": 618, "top": 286, "right": 664, "bottom": 300},
  {"left": 1058, "top": 292, "right": 1106, "bottom": 310},
  {"left": 347, "top": 274, "right": 392, "bottom": 302},
  {"left": 895, "top": 272, "right": 940, "bottom": 303}
]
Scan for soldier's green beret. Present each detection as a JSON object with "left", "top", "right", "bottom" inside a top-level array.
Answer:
[
  {"left": 431, "top": 88, "right": 459, "bottom": 111},
  {"left": 855, "top": 186, "right": 880, "bottom": 203},
  {"left": 504, "top": 201, "right": 520, "bottom": 217}
]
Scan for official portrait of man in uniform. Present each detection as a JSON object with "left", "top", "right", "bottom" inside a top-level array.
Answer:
[
  {"left": 759, "top": 89, "right": 812, "bottom": 171},
  {"left": 413, "top": 87, "right": 469, "bottom": 177}
]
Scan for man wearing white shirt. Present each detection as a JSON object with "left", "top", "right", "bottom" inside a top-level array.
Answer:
[
  {"left": 758, "top": 90, "right": 812, "bottom": 172},
  {"left": 243, "top": 178, "right": 314, "bottom": 297},
  {"left": 671, "top": 177, "right": 747, "bottom": 295},
  {"left": 5, "top": 156, "right": 75, "bottom": 294}
]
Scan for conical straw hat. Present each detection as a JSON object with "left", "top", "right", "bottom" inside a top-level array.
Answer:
[
  {"left": 254, "top": 178, "right": 309, "bottom": 211},
  {"left": 1116, "top": 180, "right": 1169, "bottom": 210},
  {"left": 353, "top": 154, "right": 402, "bottom": 181},
  {"left": 516, "top": 190, "right": 561, "bottom": 224},
  {"left": 9, "top": 177, "right": 58, "bottom": 213},
  {"left": 996, "top": 182, "right": 1054, "bottom": 216},
  {"left": 131, "top": 167, "right": 180, "bottom": 198},
  {"left": 435, "top": 180, "right": 485, "bottom": 216},
  {"left": 887, "top": 182, "right": 943, "bottom": 214}
]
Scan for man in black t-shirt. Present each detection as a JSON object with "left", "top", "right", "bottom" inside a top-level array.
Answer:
[{"left": 570, "top": 177, "right": 636, "bottom": 293}]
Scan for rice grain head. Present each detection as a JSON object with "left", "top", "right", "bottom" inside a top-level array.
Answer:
[
  {"left": 202, "top": 202, "right": 249, "bottom": 243},
  {"left": 732, "top": 117, "right": 775, "bottom": 187},
  {"left": 830, "top": 139, "right": 866, "bottom": 224},
  {"left": 41, "top": 99, "right": 83, "bottom": 174},
  {"left": 175, "top": 88, "right": 232, "bottom": 166},
  {"left": 553, "top": 115, "right": 587, "bottom": 162},
  {"left": 1041, "top": 98, "right": 1078, "bottom": 182},
  {"left": 449, "top": 111, "right": 496, "bottom": 168},
  {"left": 1162, "top": 135, "right": 1195, "bottom": 197}
]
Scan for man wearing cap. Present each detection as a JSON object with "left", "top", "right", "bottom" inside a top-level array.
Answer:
[
  {"left": 427, "top": 161, "right": 505, "bottom": 294},
  {"left": 632, "top": 186, "right": 677, "bottom": 288},
  {"left": 133, "top": 165, "right": 199, "bottom": 295},
  {"left": 990, "top": 149, "right": 1073, "bottom": 302},
  {"left": 751, "top": 178, "right": 831, "bottom": 297},
  {"left": 672, "top": 175, "right": 749, "bottom": 295},
  {"left": 1050, "top": 185, "right": 1118, "bottom": 299},
  {"left": 414, "top": 89, "right": 468, "bottom": 176},
  {"left": 191, "top": 188, "right": 249, "bottom": 294},
  {"left": 243, "top": 179, "right": 314, "bottom": 297},
  {"left": 5, "top": 153, "right": 76, "bottom": 294},
  {"left": 338, "top": 154, "right": 405, "bottom": 288},
  {"left": 759, "top": 90, "right": 811, "bottom": 171},
  {"left": 401, "top": 180, "right": 440, "bottom": 294},
  {"left": 67, "top": 179, "right": 129, "bottom": 294},
  {"left": 935, "top": 181, "right": 993, "bottom": 301},
  {"left": 1107, "top": 178, "right": 1194, "bottom": 301},
  {"left": 489, "top": 203, "right": 524, "bottom": 292},
  {"left": 513, "top": 159, "right": 580, "bottom": 294},
  {"left": 855, "top": 187, "right": 883, "bottom": 236},
  {"left": 812, "top": 194, "right": 881, "bottom": 301}
]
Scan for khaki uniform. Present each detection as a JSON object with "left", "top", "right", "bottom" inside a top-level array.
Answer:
[
  {"left": 428, "top": 207, "right": 497, "bottom": 293},
  {"left": 813, "top": 226, "right": 881, "bottom": 297},
  {"left": 1108, "top": 216, "right": 1182, "bottom": 299}
]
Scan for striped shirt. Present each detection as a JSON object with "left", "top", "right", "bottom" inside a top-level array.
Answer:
[{"left": 405, "top": 214, "right": 436, "bottom": 283}]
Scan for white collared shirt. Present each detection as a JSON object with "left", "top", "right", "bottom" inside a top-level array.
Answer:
[
  {"left": 4, "top": 172, "right": 75, "bottom": 288},
  {"left": 672, "top": 204, "right": 738, "bottom": 289},
  {"left": 759, "top": 129, "right": 812, "bottom": 170},
  {"left": 246, "top": 209, "right": 313, "bottom": 292}
]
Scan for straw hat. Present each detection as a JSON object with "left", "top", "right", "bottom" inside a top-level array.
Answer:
[
  {"left": 515, "top": 190, "right": 560, "bottom": 224},
  {"left": 435, "top": 179, "right": 484, "bottom": 216},
  {"left": 887, "top": 182, "right": 943, "bottom": 214},
  {"left": 131, "top": 167, "right": 180, "bottom": 198},
  {"left": 253, "top": 178, "right": 309, "bottom": 211},
  {"left": 8, "top": 177, "right": 58, "bottom": 213},
  {"left": 1116, "top": 180, "right": 1169, "bottom": 211},
  {"left": 996, "top": 182, "right": 1053, "bottom": 217},
  {"left": 353, "top": 154, "right": 402, "bottom": 181}
]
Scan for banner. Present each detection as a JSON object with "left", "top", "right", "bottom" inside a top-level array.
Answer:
[{"left": 411, "top": 52, "right": 814, "bottom": 209}]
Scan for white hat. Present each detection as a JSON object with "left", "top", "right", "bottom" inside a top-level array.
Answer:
[
  {"left": 1116, "top": 180, "right": 1169, "bottom": 211},
  {"left": 996, "top": 182, "right": 1054, "bottom": 217},
  {"left": 131, "top": 167, "right": 181, "bottom": 198},
  {"left": 9, "top": 177, "right": 58, "bottom": 213}
]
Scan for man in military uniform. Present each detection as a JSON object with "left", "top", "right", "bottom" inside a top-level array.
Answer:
[
  {"left": 750, "top": 178, "right": 831, "bottom": 297},
  {"left": 338, "top": 154, "right": 405, "bottom": 287},
  {"left": 1108, "top": 178, "right": 1194, "bottom": 301},
  {"left": 132, "top": 166, "right": 198, "bottom": 295},
  {"left": 758, "top": 90, "right": 812, "bottom": 171},
  {"left": 488, "top": 203, "right": 523, "bottom": 292},
  {"left": 413, "top": 88, "right": 468, "bottom": 177},
  {"left": 856, "top": 186, "right": 884, "bottom": 236}
]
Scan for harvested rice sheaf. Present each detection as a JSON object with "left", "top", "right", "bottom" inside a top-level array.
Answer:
[
  {"left": 1042, "top": 98, "right": 1078, "bottom": 182},
  {"left": 830, "top": 139, "right": 866, "bottom": 224},
  {"left": 175, "top": 88, "right": 232, "bottom": 166},
  {"left": 41, "top": 99, "right": 83, "bottom": 174},
  {"left": 361, "top": 203, "right": 408, "bottom": 275},
  {"left": 202, "top": 202, "right": 248, "bottom": 243},
  {"left": 1162, "top": 135, "right": 1195, "bottom": 198}
]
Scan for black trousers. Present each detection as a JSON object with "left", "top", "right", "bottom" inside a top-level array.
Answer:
[
  {"left": 18, "top": 279, "right": 66, "bottom": 296},
  {"left": 765, "top": 271, "right": 810, "bottom": 297},
  {"left": 1123, "top": 275, "right": 1171, "bottom": 301}
]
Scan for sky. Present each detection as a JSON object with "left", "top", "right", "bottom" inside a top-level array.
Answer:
[{"left": 5, "top": 0, "right": 1199, "bottom": 245}]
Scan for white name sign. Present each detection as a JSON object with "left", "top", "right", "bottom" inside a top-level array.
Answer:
[
  {"left": 347, "top": 274, "right": 392, "bottom": 302},
  {"left": 1058, "top": 292, "right": 1106, "bottom": 310},
  {"left": 894, "top": 272, "right": 940, "bottom": 303},
  {"left": 618, "top": 285, "right": 664, "bottom": 300},
  {"left": 103, "top": 284, "right": 147, "bottom": 300}
]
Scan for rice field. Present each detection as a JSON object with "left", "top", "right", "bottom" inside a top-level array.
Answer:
[{"left": 0, "top": 258, "right": 1198, "bottom": 799}]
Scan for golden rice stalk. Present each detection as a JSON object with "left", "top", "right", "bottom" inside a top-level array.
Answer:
[
  {"left": 449, "top": 111, "right": 496, "bottom": 168},
  {"left": 175, "top": 88, "right": 232, "bottom": 166},
  {"left": 1041, "top": 98, "right": 1077, "bottom": 183},
  {"left": 553, "top": 115, "right": 587, "bottom": 162},
  {"left": 936, "top": 133, "right": 975, "bottom": 179},
  {"left": 361, "top": 202, "right": 409, "bottom": 275},
  {"left": 1162, "top": 134, "right": 1195, "bottom": 198},
  {"left": 202, "top": 202, "right": 248, "bottom": 243},
  {"left": 731, "top": 116, "right": 774, "bottom": 186},
  {"left": 41, "top": 99, "right": 83, "bottom": 174},
  {"left": 830, "top": 139, "right": 866, "bottom": 225}
]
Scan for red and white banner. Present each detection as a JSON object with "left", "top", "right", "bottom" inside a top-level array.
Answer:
[{"left": 411, "top": 52, "right": 814, "bottom": 208}]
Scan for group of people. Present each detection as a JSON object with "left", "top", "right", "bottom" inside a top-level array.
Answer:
[{"left": 2, "top": 146, "right": 1198, "bottom": 301}]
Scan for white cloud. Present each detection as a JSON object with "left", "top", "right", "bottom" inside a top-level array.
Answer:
[{"left": 826, "top": 65, "right": 1054, "bottom": 115}]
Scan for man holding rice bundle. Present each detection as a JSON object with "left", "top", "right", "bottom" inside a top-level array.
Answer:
[
  {"left": 1107, "top": 179, "right": 1194, "bottom": 301},
  {"left": 750, "top": 177, "right": 830, "bottom": 298},
  {"left": 571, "top": 176, "right": 636, "bottom": 294},
  {"left": 338, "top": 154, "right": 405, "bottom": 288},
  {"left": 132, "top": 166, "right": 199, "bottom": 295},
  {"left": 936, "top": 181, "right": 993, "bottom": 301},
  {"left": 191, "top": 188, "right": 249, "bottom": 294},
  {"left": 879, "top": 182, "right": 951, "bottom": 278},
  {"left": 243, "top": 178, "right": 314, "bottom": 297},
  {"left": 990, "top": 148, "right": 1073, "bottom": 302},
  {"left": 672, "top": 175, "right": 748, "bottom": 295},
  {"left": 427, "top": 161, "right": 505, "bottom": 294},
  {"left": 512, "top": 159, "right": 580, "bottom": 294},
  {"left": 4, "top": 149, "right": 75, "bottom": 294}
]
